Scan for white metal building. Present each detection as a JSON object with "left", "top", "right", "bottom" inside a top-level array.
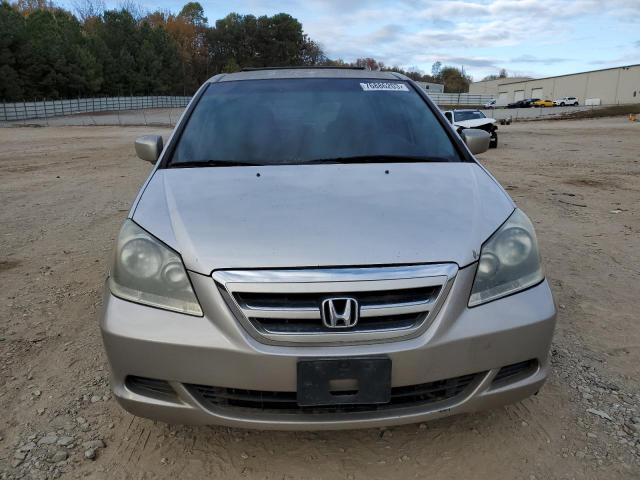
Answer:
[
  {"left": 415, "top": 81, "right": 444, "bottom": 93},
  {"left": 469, "top": 64, "right": 640, "bottom": 105},
  {"left": 468, "top": 76, "right": 531, "bottom": 96}
]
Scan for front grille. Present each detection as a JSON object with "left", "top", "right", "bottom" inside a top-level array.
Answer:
[
  {"left": 234, "top": 287, "right": 438, "bottom": 310},
  {"left": 250, "top": 313, "right": 423, "bottom": 334},
  {"left": 187, "top": 372, "right": 480, "bottom": 414},
  {"left": 472, "top": 123, "right": 495, "bottom": 134},
  {"left": 213, "top": 265, "right": 457, "bottom": 344}
]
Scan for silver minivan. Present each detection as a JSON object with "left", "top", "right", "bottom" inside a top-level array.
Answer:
[{"left": 100, "top": 67, "right": 556, "bottom": 430}]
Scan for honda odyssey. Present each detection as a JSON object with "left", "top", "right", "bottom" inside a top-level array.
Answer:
[{"left": 100, "top": 67, "right": 556, "bottom": 430}]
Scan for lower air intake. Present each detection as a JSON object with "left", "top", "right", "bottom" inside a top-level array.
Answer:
[
  {"left": 186, "top": 372, "right": 482, "bottom": 414},
  {"left": 125, "top": 376, "right": 178, "bottom": 402}
]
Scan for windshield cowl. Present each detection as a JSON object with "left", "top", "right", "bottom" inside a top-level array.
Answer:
[{"left": 168, "top": 155, "right": 453, "bottom": 168}]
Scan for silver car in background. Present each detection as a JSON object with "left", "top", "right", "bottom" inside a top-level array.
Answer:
[{"left": 100, "top": 67, "right": 556, "bottom": 430}]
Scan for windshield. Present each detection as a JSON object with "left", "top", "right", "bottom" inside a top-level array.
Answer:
[
  {"left": 454, "top": 111, "right": 486, "bottom": 122},
  {"left": 169, "top": 78, "right": 460, "bottom": 166}
]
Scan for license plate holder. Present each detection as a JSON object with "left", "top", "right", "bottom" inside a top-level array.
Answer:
[{"left": 297, "top": 357, "right": 391, "bottom": 407}]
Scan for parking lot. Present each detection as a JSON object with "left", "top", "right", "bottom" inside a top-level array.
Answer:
[{"left": 1, "top": 117, "right": 639, "bottom": 479}]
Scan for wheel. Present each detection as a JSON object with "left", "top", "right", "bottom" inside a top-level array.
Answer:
[
  {"left": 560, "top": 102, "right": 565, "bottom": 106},
  {"left": 573, "top": 102, "right": 578, "bottom": 106},
  {"left": 489, "top": 133, "right": 498, "bottom": 148}
]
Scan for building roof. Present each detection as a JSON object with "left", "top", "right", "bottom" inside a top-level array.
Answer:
[
  {"left": 497, "top": 64, "right": 640, "bottom": 86},
  {"left": 212, "top": 67, "right": 408, "bottom": 82},
  {"left": 471, "top": 76, "right": 532, "bottom": 84}
]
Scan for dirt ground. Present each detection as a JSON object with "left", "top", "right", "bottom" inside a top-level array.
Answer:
[{"left": 1, "top": 117, "right": 639, "bottom": 479}]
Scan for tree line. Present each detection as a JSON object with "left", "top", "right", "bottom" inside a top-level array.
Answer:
[{"left": 0, "top": 0, "right": 472, "bottom": 101}]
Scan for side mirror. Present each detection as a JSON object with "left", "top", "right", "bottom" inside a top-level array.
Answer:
[
  {"left": 461, "top": 128, "right": 490, "bottom": 155},
  {"left": 135, "top": 135, "right": 163, "bottom": 163}
]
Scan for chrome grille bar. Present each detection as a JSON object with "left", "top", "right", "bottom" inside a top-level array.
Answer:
[
  {"left": 213, "top": 264, "right": 457, "bottom": 345},
  {"left": 239, "top": 298, "right": 437, "bottom": 319}
]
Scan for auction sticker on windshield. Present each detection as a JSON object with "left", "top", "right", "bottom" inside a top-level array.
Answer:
[{"left": 360, "top": 82, "right": 409, "bottom": 92}]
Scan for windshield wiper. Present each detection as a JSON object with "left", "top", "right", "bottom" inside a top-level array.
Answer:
[
  {"left": 302, "top": 155, "right": 450, "bottom": 165},
  {"left": 168, "top": 160, "right": 263, "bottom": 168},
  {"left": 168, "top": 156, "right": 451, "bottom": 168}
]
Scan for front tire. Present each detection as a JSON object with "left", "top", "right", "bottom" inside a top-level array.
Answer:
[
  {"left": 560, "top": 102, "right": 565, "bottom": 106},
  {"left": 489, "top": 132, "right": 498, "bottom": 148}
]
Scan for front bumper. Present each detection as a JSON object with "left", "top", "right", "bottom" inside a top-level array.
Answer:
[{"left": 100, "top": 264, "right": 556, "bottom": 430}]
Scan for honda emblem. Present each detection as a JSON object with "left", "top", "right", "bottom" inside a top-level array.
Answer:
[{"left": 321, "top": 298, "right": 359, "bottom": 329}]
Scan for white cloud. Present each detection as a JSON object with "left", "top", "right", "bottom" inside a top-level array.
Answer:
[
  {"left": 290, "top": 0, "right": 637, "bottom": 79},
  {"left": 83, "top": 0, "right": 635, "bottom": 79}
]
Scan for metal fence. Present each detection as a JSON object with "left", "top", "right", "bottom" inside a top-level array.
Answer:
[
  {"left": 0, "top": 96, "right": 192, "bottom": 121},
  {"left": 0, "top": 93, "right": 499, "bottom": 122},
  {"left": 427, "top": 93, "right": 494, "bottom": 106},
  {"left": 0, "top": 93, "right": 621, "bottom": 127}
]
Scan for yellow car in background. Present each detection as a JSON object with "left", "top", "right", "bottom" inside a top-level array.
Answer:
[{"left": 532, "top": 99, "right": 554, "bottom": 107}]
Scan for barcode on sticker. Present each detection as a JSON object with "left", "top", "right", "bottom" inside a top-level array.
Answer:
[{"left": 360, "top": 82, "right": 409, "bottom": 92}]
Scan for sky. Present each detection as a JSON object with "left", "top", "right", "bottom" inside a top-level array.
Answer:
[{"left": 63, "top": 0, "right": 640, "bottom": 81}]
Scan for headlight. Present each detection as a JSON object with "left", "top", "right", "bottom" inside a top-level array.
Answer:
[
  {"left": 108, "top": 220, "right": 203, "bottom": 316},
  {"left": 469, "top": 209, "right": 544, "bottom": 307}
]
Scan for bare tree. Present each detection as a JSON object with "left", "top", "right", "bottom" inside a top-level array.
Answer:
[
  {"left": 14, "top": 0, "right": 55, "bottom": 14},
  {"left": 118, "top": 0, "right": 145, "bottom": 21},
  {"left": 72, "top": 0, "right": 105, "bottom": 22}
]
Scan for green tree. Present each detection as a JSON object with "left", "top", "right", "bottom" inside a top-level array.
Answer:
[
  {"left": 0, "top": 2, "right": 326, "bottom": 99},
  {"left": 178, "top": 1, "right": 206, "bottom": 26},
  {"left": 145, "top": 21, "right": 182, "bottom": 93},
  {"left": 0, "top": 2, "right": 27, "bottom": 100},
  {"left": 222, "top": 57, "right": 239, "bottom": 72},
  {"left": 256, "top": 13, "right": 304, "bottom": 67},
  {"left": 87, "top": 10, "right": 134, "bottom": 94},
  {"left": 20, "top": 8, "right": 95, "bottom": 98},
  {"left": 438, "top": 66, "right": 472, "bottom": 93}
]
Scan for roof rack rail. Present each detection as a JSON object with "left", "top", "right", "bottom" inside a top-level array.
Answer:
[{"left": 241, "top": 66, "right": 366, "bottom": 72}]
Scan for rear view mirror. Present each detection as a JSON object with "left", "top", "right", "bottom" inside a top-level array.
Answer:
[
  {"left": 135, "top": 135, "right": 163, "bottom": 163},
  {"left": 461, "top": 129, "right": 490, "bottom": 155}
]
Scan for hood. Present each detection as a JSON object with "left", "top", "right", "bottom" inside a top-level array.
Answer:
[
  {"left": 133, "top": 163, "right": 514, "bottom": 274},
  {"left": 454, "top": 118, "right": 496, "bottom": 129}
]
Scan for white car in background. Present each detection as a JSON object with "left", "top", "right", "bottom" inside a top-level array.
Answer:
[
  {"left": 553, "top": 96, "right": 579, "bottom": 106},
  {"left": 483, "top": 99, "right": 497, "bottom": 109},
  {"left": 444, "top": 109, "right": 499, "bottom": 148}
]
